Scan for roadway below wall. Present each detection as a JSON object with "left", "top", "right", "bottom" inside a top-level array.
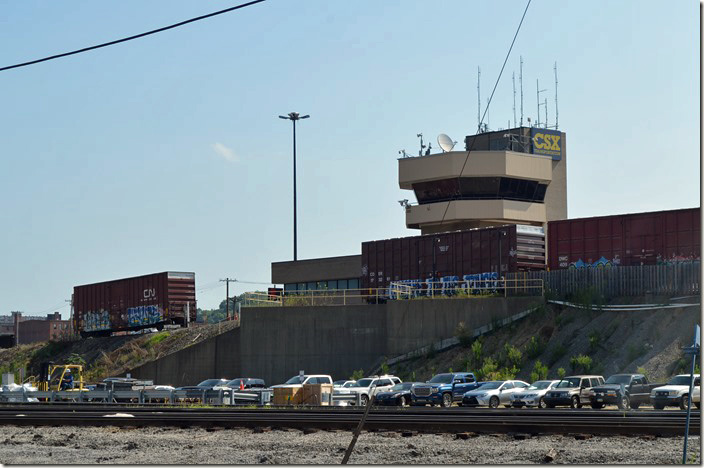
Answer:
[{"left": 128, "top": 296, "right": 541, "bottom": 386}]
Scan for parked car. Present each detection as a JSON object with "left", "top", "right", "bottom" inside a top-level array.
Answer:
[
  {"left": 271, "top": 374, "right": 333, "bottom": 389},
  {"left": 589, "top": 374, "right": 663, "bottom": 410},
  {"left": 510, "top": 380, "right": 560, "bottom": 408},
  {"left": 217, "top": 378, "right": 266, "bottom": 390},
  {"left": 333, "top": 380, "right": 357, "bottom": 388},
  {"left": 650, "top": 374, "right": 701, "bottom": 410},
  {"left": 461, "top": 380, "right": 530, "bottom": 408},
  {"left": 411, "top": 372, "right": 481, "bottom": 408},
  {"left": 176, "top": 378, "right": 230, "bottom": 399},
  {"left": 336, "top": 375, "right": 401, "bottom": 405},
  {"left": 692, "top": 384, "right": 701, "bottom": 409},
  {"left": 543, "top": 375, "right": 605, "bottom": 409},
  {"left": 373, "top": 382, "right": 421, "bottom": 407}
]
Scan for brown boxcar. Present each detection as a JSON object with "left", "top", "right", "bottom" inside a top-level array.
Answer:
[
  {"left": 547, "top": 207, "right": 701, "bottom": 269},
  {"left": 361, "top": 224, "right": 545, "bottom": 290},
  {"left": 73, "top": 271, "right": 196, "bottom": 337}
]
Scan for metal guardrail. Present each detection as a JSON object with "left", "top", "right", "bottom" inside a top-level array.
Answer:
[
  {"left": 0, "top": 388, "right": 273, "bottom": 406},
  {"left": 243, "top": 279, "right": 543, "bottom": 308},
  {"left": 0, "top": 389, "right": 365, "bottom": 406}
]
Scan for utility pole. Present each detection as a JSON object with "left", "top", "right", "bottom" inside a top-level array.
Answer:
[{"left": 220, "top": 278, "right": 236, "bottom": 320}]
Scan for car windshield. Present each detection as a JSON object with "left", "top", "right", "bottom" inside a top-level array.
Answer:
[
  {"left": 668, "top": 375, "right": 696, "bottom": 386},
  {"left": 285, "top": 375, "right": 305, "bottom": 384},
  {"left": 528, "top": 381, "right": 552, "bottom": 390},
  {"left": 605, "top": 375, "right": 632, "bottom": 385},
  {"left": 477, "top": 381, "right": 501, "bottom": 390},
  {"left": 428, "top": 374, "right": 454, "bottom": 384},
  {"left": 343, "top": 381, "right": 356, "bottom": 388},
  {"left": 333, "top": 380, "right": 347, "bottom": 386},
  {"left": 351, "top": 378, "right": 373, "bottom": 388},
  {"left": 555, "top": 378, "right": 581, "bottom": 388},
  {"left": 198, "top": 379, "right": 223, "bottom": 387}
]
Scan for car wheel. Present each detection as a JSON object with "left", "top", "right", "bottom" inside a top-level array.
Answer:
[
  {"left": 618, "top": 395, "right": 630, "bottom": 410},
  {"left": 400, "top": 395, "right": 409, "bottom": 407},
  {"left": 591, "top": 403, "right": 604, "bottom": 409},
  {"left": 630, "top": 402, "right": 640, "bottom": 410},
  {"left": 441, "top": 393, "right": 452, "bottom": 408},
  {"left": 570, "top": 395, "right": 580, "bottom": 409},
  {"left": 680, "top": 394, "right": 690, "bottom": 410},
  {"left": 489, "top": 396, "right": 500, "bottom": 408},
  {"left": 538, "top": 397, "right": 547, "bottom": 409},
  {"left": 360, "top": 394, "right": 369, "bottom": 406},
  {"left": 653, "top": 403, "right": 665, "bottom": 410}
]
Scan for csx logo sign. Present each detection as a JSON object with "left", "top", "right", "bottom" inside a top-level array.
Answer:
[{"left": 533, "top": 133, "right": 561, "bottom": 151}]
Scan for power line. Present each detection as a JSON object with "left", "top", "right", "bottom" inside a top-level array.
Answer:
[
  {"left": 437, "top": 0, "right": 532, "bottom": 228},
  {"left": 0, "top": 0, "right": 266, "bottom": 73}
]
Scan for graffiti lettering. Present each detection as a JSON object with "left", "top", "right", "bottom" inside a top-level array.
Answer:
[
  {"left": 127, "top": 305, "right": 163, "bottom": 327},
  {"left": 83, "top": 310, "right": 111, "bottom": 332}
]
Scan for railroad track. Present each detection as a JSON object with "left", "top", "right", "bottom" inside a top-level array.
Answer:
[{"left": 0, "top": 405, "right": 698, "bottom": 436}]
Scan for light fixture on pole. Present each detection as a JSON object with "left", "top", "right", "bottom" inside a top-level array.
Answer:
[{"left": 279, "top": 112, "right": 310, "bottom": 261}]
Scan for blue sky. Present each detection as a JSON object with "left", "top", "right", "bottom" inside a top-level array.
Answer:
[{"left": 0, "top": 0, "right": 699, "bottom": 315}]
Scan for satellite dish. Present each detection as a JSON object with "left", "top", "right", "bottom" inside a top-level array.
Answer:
[{"left": 437, "top": 134, "right": 456, "bottom": 152}]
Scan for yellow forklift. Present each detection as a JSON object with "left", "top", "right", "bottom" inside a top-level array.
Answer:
[{"left": 37, "top": 362, "right": 86, "bottom": 392}]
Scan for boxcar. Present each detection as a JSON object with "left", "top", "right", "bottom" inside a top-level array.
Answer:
[
  {"left": 547, "top": 207, "right": 700, "bottom": 269},
  {"left": 361, "top": 224, "right": 545, "bottom": 291},
  {"left": 73, "top": 271, "right": 196, "bottom": 337}
]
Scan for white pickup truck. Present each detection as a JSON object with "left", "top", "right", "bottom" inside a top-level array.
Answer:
[{"left": 650, "top": 374, "right": 700, "bottom": 410}]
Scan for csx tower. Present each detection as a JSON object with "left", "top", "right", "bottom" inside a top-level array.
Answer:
[{"left": 398, "top": 127, "right": 567, "bottom": 234}]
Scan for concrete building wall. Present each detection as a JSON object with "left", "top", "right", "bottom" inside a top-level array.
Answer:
[
  {"left": 545, "top": 132, "right": 567, "bottom": 222},
  {"left": 128, "top": 297, "right": 541, "bottom": 387}
]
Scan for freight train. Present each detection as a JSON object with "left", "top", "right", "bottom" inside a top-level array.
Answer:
[
  {"left": 361, "top": 207, "right": 700, "bottom": 290},
  {"left": 73, "top": 271, "right": 197, "bottom": 337}
]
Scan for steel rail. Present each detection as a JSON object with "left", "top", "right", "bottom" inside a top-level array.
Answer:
[{"left": 0, "top": 406, "right": 697, "bottom": 436}]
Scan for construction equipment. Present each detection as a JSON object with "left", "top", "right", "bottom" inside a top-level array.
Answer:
[{"left": 37, "top": 363, "right": 86, "bottom": 392}]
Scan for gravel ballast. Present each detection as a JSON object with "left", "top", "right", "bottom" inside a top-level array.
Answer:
[{"left": 0, "top": 425, "right": 699, "bottom": 465}]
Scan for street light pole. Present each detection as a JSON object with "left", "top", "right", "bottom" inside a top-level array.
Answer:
[{"left": 279, "top": 112, "right": 310, "bottom": 261}]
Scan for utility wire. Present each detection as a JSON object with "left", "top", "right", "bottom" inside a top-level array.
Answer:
[
  {"left": 437, "top": 0, "right": 531, "bottom": 227},
  {"left": 0, "top": 0, "right": 266, "bottom": 73}
]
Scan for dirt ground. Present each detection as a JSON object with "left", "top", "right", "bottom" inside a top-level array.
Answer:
[{"left": 0, "top": 425, "right": 699, "bottom": 465}]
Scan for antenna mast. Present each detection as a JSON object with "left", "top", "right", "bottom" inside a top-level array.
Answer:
[
  {"left": 477, "top": 67, "right": 481, "bottom": 132},
  {"left": 519, "top": 56, "right": 524, "bottom": 127},
  {"left": 537, "top": 79, "right": 547, "bottom": 128},
  {"left": 512, "top": 72, "right": 517, "bottom": 128},
  {"left": 554, "top": 61, "right": 559, "bottom": 130}
]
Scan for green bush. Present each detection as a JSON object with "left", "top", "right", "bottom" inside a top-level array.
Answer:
[
  {"left": 471, "top": 339, "right": 483, "bottom": 368},
  {"left": 477, "top": 357, "right": 498, "bottom": 381},
  {"left": 557, "top": 367, "right": 566, "bottom": 379},
  {"left": 525, "top": 336, "right": 546, "bottom": 359},
  {"left": 530, "top": 360, "right": 548, "bottom": 382},
  {"left": 636, "top": 366, "right": 649, "bottom": 380},
  {"left": 350, "top": 369, "right": 365, "bottom": 380},
  {"left": 454, "top": 322, "right": 473, "bottom": 348},
  {"left": 380, "top": 358, "right": 390, "bottom": 375},
  {"left": 569, "top": 354, "right": 593, "bottom": 374},
  {"left": 145, "top": 332, "right": 170, "bottom": 349},
  {"left": 588, "top": 330, "right": 601, "bottom": 353},
  {"left": 65, "top": 353, "right": 86, "bottom": 367},
  {"left": 504, "top": 343, "right": 523, "bottom": 369},
  {"left": 549, "top": 344, "right": 567, "bottom": 366}
]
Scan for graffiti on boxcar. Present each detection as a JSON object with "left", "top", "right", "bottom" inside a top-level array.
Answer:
[
  {"left": 127, "top": 305, "right": 163, "bottom": 327},
  {"left": 656, "top": 254, "right": 701, "bottom": 265},
  {"left": 388, "top": 272, "right": 499, "bottom": 299},
  {"left": 568, "top": 256, "right": 619, "bottom": 269},
  {"left": 83, "top": 310, "right": 111, "bottom": 332}
]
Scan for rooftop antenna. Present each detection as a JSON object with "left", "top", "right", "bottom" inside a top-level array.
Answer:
[
  {"left": 537, "top": 79, "right": 547, "bottom": 127},
  {"left": 519, "top": 56, "right": 524, "bottom": 126},
  {"left": 398, "top": 149, "right": 409, "bottom": 158},
  {"left": 554, "top": 61, "right": 559, "bottom": 130},
  {"left": 477, "top": 67, "right": 481, "bottom": 132},
  {"left": 512, "top": 72, "right": 517, "bottom": 128},
  {"left": 544, "top": 97, "right": 548, "bottom": 128},
  {"left": 486, "top": 98, "right": 490, "bottom": 131},
  {"left": 416, "top": 133, "right": 425, "bottom": 156}
]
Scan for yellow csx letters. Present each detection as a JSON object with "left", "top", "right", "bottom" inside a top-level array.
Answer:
[{"left": 533, "top": 133, "right": 561, "bottom": 152}]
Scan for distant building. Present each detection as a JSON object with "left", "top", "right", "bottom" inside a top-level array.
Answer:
[{"left": 0, "top": 312, "right": 71, "bottom": 347}]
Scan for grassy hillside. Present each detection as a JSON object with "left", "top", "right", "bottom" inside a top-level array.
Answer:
[
  {"left": 0, "top": 321, "right": 239, "bottom": 384},
  {"left": 384, "top": 301, "right": 700, "bottom": 384}
]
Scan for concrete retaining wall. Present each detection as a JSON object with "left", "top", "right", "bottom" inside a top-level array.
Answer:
[{"left": 129, "top": 297, "right": 541, "bottom": 387}]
